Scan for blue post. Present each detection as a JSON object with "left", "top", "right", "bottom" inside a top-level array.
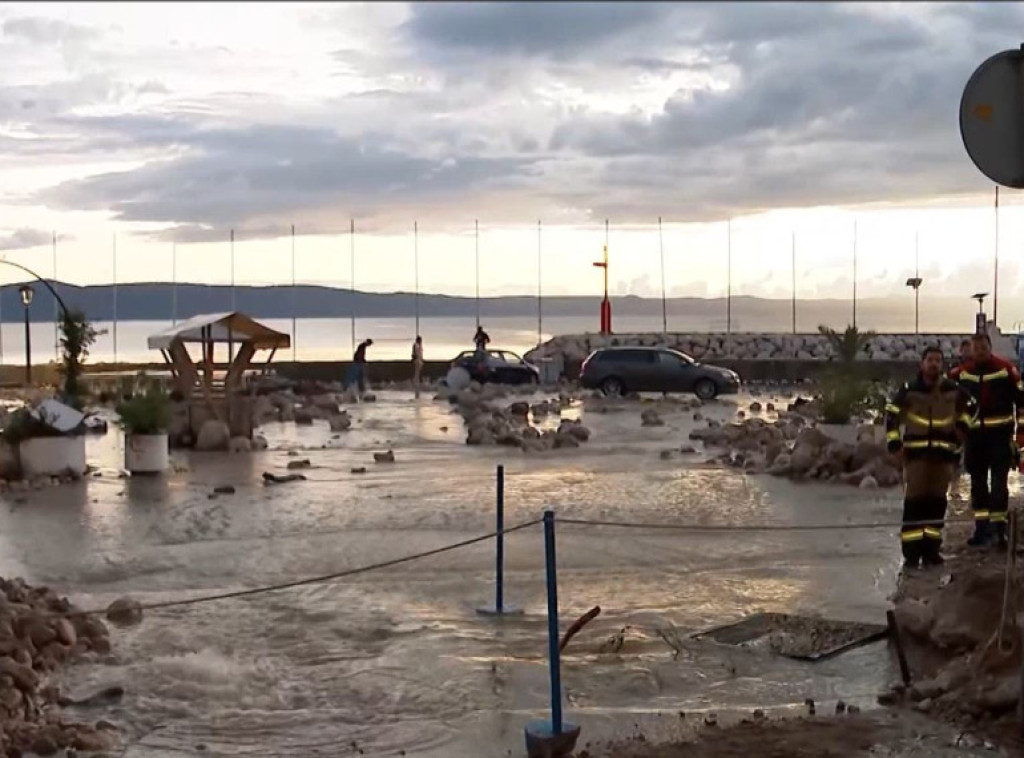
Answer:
[
  {"left": 543, "top": 509, "right": 563, "bottom": 732},
  {"left": 524, "top": 509, "right": 580, "bottom": 757},
  {"left": 496, "top": 464, "right": 505, "bottom": 613},
  {"left": 476, "top": 464, "right": 520, "bottom": 616}
]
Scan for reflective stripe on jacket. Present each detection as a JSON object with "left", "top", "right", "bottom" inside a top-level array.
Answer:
[
  {"left": 950, "top": 355, "right": 1024, "bottom": 435},
  {"left": 885, "top": 373, "right": 976, "bottom": 461}
]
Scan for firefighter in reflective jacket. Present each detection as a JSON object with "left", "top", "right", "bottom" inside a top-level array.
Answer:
[
  {"left": 886, "top": 347, "right": 976, "bottom": 568},
  {"left": 948, "top": 332, "right": 1024, "bottom": 548}
]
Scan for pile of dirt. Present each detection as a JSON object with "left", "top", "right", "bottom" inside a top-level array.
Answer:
[{"left": 890, "top": 525, "right": 1022, "bottom": 746}]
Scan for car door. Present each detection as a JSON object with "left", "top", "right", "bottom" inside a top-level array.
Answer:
[
  {"left": 621, "top": 350, "right": 657, "bottom": 392},
  {"left": 655, "top": 351, "right": 696, "bottom": 393}
]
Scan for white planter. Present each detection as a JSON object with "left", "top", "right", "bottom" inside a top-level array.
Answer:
[
  {"left": 20, "top": 436, "right": 87, "bottom": 479},
  {"left": 124, "top": 433, "right": 169, "bottom": 474}
]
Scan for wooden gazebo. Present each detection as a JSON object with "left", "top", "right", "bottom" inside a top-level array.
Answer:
[{"left": 147, "top": 312, "right": 290, "bottom": 439}]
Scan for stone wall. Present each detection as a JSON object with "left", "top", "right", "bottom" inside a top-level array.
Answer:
[{"left": 524, "top": 327, "right": 1017, "bottom": 366}]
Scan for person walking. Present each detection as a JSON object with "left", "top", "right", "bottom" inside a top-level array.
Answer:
[
  {"left": 885, "top": 346, "right": 975, "bottom": 569},
  {"left": 345, "top": 338, "right": 373, "bottom": 394},
  {"left": 411, "top": 335, "right": 424, "bottom": 397},
  {"left": 949, "top": 332, "right": 1024, "bottom": 549}
]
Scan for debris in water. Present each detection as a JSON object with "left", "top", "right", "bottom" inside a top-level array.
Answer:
[
  {"left": 262, "top": 472, "right": 306, "bottom": 485},
  {"left": 286, "top": 459, "right": 311, "bottom": 470},
  {"left": 374, "top": 450, "right": 395, "bottom": 464}
]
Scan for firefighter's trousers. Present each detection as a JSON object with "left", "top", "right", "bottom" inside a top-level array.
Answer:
[
  {"left": 964, "top": 430, "right": 1012, "bottom": 531},
  {"left": 901, "top": 457, "right": 955, "bottom": 562}
]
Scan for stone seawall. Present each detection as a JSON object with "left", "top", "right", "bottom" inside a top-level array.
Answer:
[{"left": 524, "top": 331, "right": 1002, "bottom": 365}]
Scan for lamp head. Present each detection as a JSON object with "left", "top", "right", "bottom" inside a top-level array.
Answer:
[{"left": 18, "top": 284, "right": 34, "bottom": 307}]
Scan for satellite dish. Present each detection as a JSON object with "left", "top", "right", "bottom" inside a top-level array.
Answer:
[{"left": 960, "top": 47, "right": 1024, "bottom": 188}]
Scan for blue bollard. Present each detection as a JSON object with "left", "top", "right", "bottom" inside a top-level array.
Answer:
[
  {"left": 524, "top": 509, "right": 580, "bottom": 758},
  {"left": 477, "top": 464, "right": 521, "bottom": 616}
]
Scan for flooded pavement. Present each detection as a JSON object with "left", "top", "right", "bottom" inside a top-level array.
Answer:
[{"left": 0, "top": 390, "right": 935, "bottom": 756}]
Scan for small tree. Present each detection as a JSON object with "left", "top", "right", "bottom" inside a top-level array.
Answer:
[
  {"left": 817, "top": 324, "right": 876, "bottom": 363},
  {"left": 58, "top": 308, "right": 98, "bottom": 409}
]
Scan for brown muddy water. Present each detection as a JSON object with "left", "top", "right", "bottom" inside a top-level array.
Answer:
[{"left": 0, "top": 390, "right": 978, "bottom": 756}]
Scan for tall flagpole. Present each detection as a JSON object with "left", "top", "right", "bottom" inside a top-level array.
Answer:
[
  {"left": 537, "top": 219, "right": 542, "bottom": 347},
  {"left": 290, "top": 224, "right": 297, "bottom": 361},
  {"left": 726, "top": 219, "right": 732, "bottom": 335},
  {"left": 852, "top": 218, "right": 858, "bottom": 329},
  {"left": 52, "top": 231, "right": 58, "bottom": 359},
  {"left": 994, "top": 185, "right": 1000, "bottom": 326},
  {"left": 658, "top": 217, "right": 668, "bottom": 336},
  {"left": 171, "top": 242, "right": 178, "bottom": 326},
  {"left": 112, "top": 233, "right": 118, "bottom": 363},
  {"left": 413, "top": 220, "right": 420, "bottom": 337},
  {"left": 230, "top": 229, "right": 236, "bottom": 312},
  {"left": 791, "top": 231, "right": 797, "bottom": 334},
  {"left": 914, "top": 231, "right": 921, "bottom": 335},
  {"left": 350, "top": 218, "right": 356, "bottom": 352},
  {"left": 474, "top": 219, "right": 481, "bottom": 328}
]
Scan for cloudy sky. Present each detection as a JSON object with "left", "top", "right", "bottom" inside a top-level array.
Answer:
[{"left": 0, "top": 2, "right": 1021, "bottom": 309}]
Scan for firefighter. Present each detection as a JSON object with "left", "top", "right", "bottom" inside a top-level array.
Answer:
[
  {"left": 949, "top": 332, "right": 1024, "bottom": 548},
  {"left": 886, "top": 346, "right": 975, "bottom": 568}
]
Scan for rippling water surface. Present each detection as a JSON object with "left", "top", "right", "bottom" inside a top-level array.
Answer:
[{"left": 0, "top": 390, "right": 922, "bottom": 756}]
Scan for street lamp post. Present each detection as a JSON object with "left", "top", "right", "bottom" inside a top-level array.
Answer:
[
  {"left": 972, "top": 292, "right": 989, "bottom": 335},
  {"left": 906, "top": 233, "right": 922, "bottom": 334},
  {"left": 19, "top": 284, "right": 33, "bottom": 386},
  {"left": 592, "top": 222, "right": 611, "bottom": 334}
]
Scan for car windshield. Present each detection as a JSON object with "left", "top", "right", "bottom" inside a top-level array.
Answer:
[{"left": 668, "top": 350, "right": 696, "bottom": 364}]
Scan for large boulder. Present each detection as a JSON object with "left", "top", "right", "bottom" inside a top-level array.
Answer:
[
  {"left": 195, "top": 420, "right": 230, "bottom": 452},
  {"left": 789, "top": 427, "right": 830, "bottom": 474}
]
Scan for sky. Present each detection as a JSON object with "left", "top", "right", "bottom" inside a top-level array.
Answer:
[{"left": 0, "top": 2, "right": 1022, "bottom": 311}]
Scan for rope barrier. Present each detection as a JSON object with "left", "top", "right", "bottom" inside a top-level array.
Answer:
[
  {"left": 555, "top": 516, "right": 980, "bottom": 532},
  {"left": 61, "top": 518, "right": 543, "bottom": 619}
]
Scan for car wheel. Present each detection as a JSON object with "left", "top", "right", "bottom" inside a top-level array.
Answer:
[
  {"left": 694, "top": 379, "right": 718, "bottom": 400},
  {"left": 601, "top": 376, "right": 625, "bottom": 397}
]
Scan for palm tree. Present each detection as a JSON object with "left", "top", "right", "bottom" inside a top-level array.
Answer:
[{"left": 817, "top": 324, "right": 876, "bottom": 363}]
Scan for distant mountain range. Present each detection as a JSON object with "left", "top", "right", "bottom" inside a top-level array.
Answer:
[{"left": 0, "top": 280, "right": 990, "bottom": 333}]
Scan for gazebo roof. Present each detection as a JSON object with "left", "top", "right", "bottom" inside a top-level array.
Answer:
[{"left": 147, "top": 312, "right": 291, "bottom": 351}]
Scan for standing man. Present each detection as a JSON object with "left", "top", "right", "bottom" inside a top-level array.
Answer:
[
  {"left": 886, "top": 347, "right": 975, "bottom": 569},
  {"left": 949, "top": 332, "right": 1024, "bottom": 549},
  {"left": 411, "top": 335, "right": 424, "bottom": 397},
  {"left": 346, "top": 338, "right": 373, "bottom": 394},
  {"left": 473, "top": 325, "right": 491, "bottom": 356}
]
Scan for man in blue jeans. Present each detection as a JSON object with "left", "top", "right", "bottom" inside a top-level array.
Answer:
[{"left": 345, "top": 338, "right": 373, "bottom": 393}]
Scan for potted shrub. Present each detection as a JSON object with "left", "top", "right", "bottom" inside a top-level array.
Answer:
[
  {"left": 117, "top": 380, "right": 171, "bottom": 474},
  {"left": 1, "top": 309, "right": 98, "bottom": 479}
]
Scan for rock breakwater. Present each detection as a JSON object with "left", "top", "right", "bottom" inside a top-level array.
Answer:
[{"left": 526, "top": 332, "right": 978, "bottom": 364}]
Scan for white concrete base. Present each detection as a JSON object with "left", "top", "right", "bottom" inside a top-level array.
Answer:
[
  {"left": 20, "top": 436, "right": 87, "bottom": 478},
  {"left": 124, "top": 433, "right": 169, "bottom": 474}
]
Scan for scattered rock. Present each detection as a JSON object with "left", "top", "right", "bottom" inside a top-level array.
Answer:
[
  {"left": 213, "top": 485, "right": 236, "bottom": 495},
  {"left": 194, "top": 420, "right": 230, "bottom": 451},
  {"left": 105, "top": 597, "right": 143, "bottom": 627},
  {"left": 641, "top": 409, "right": 665, "bottom": 427},
  {"left": 374, "top": 450, "right": 396, "bottom": 464},
  {"left": 350, "top": 467, "right": 367, "bottom": 474},
  {"left": 329, "top": 413, "right": 352, "bottom": 432},
  {"left": 262, "top": 472, "right": 306, "bottom": 485},
  {"left": 251, "top": 434, "right": 269, "bottom": 451},
  {"left": 294, "top": 409, "right": 315, "bottom": 425},
  {"left": 286, "top": 459, "right": 311, "bottom": 471},
  {"left": 228, "top": 437, "right": 252, "bottom": 453}
]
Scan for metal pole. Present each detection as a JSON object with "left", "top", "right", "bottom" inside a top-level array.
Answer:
[
  {"left": 52, "top": 231, "right": 58, "bottom": 360},
  {"left": 791, "top": 231, "right": 797, "bottom": 334},
  {"left": 852, "top": 218, "right": 858, "bottom": 329},
  {"left": 1013, "top": 508, "right": 1023, "bottom": 736},
  {"left": 230, "top": 228, "right": 236, "bottom": 312},
  {"left": 291, "top": 224, "right": 297, "bottom": 362},
  {"left": 475, "top": 219, "right": 480, "bottom": 328},
  {"left": 0, "top": 276, "right": 5, "bottom": 366},
  {"left": 543, "top": 509, "right": 563, "bottom": 733},
  {"left": 658, "top": 217, "right": 667, "bottom": 336},
  {"left": 994, "top": 186, "right": 1000, "bottom": 327},
  {"left": 112, "top": 233, "right": 118, "bottom": 363},
  {"left": 350, "top": 218, "right": 356, "bottom": 353},
  {"left": 414, "top": 220, "right": 420, "bottom": 338},
  {"left": 495, "top": 464, "right": 505, "bottom": 612},
  {"left": 23, "top": 305, "right": 30, "bottom": 385},
  {"left": 914, "top": 232, "right": 920, "bottom": 335},
  {"left": 537, "top": 219, "right": 542, "bottom": 347},
  {"left": 726, "top": 219, "right": 732, "bottom": 334},
  {"left": 171, "top": 242, "right": 178, "bottom": 326}
]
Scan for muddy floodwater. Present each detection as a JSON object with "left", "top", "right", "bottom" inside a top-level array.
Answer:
[{"left": 0, "top": 390, "right": 962, "bottom": 756}]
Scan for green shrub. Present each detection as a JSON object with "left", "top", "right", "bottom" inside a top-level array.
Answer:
[
  {"left": 57, "top": 309, "right": 98, "bottom": 410},
  {"left": 817, "top": 369, "right": 873, "bottom": 424},
  {"left": 116, "top": 381, "right": 171, "bottom": 435},
  {"left": 817, "top": 324, "right": 876, "bottom": 363}
]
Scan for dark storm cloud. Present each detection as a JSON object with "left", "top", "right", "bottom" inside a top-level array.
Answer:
[
  {"left": 0, "top": 228, "right": 52, "bottom": 251},
  {"left": 39, "top": 117, "right": 541, "bottom": 237},
  {"left": 16, "top": 2, "right": 1024, "bottom": 236}
]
